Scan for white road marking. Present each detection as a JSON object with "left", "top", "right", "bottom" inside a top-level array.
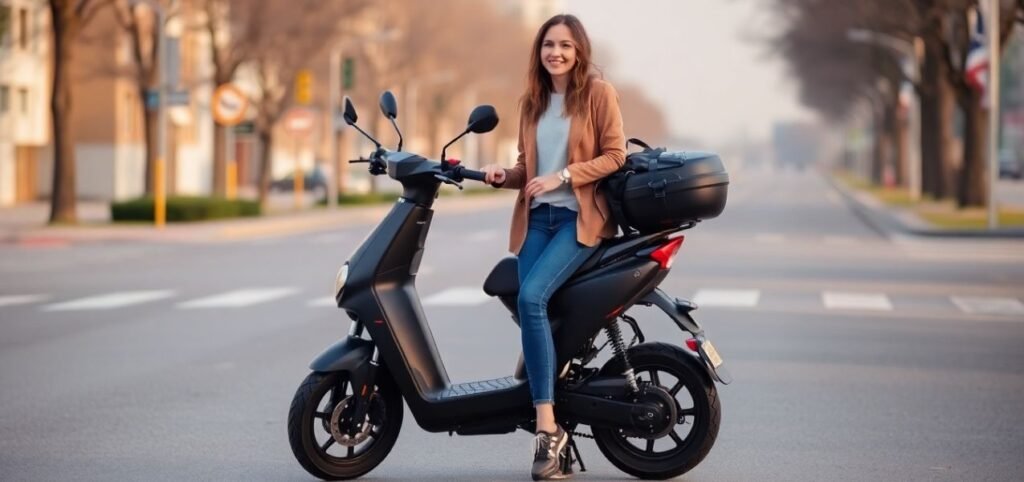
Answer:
[
  {"left": 416, "top": 264, "right": 435, "bottom": 276},
  {"left": 308, "top": 233, "right": 348, "bottom": 244},
  {"left": 307, "top": 296, "right": 337, "bottom": 307},
  {"left": 178, "top": 288, "right": 298, "bottom": 309},
  {"left": 468, "top": 230, "right": 499, "bottom": 242},
  {"left": 44, "top": 290, "right": 175, "bottom": 311},
  {"left": 753, "top": 233, "right": 785, "bottom": 243},
  {"left": 823, "top": 235, "right": 859, "bottom": 246},
  {"left": 422, "top": 287, "right": 492, "bottom": 307},
  {"left": 951, "top": 297, "right": 1024, "bottom": 317},
  {"left": 0, "top": 294, "right": 49, "bottom": 307},
  {"left": 822, "top": 292, "right": 893, "bottom": 311},
  {"left": 693, "top": 289, "right": 761, "bottom": 308}
]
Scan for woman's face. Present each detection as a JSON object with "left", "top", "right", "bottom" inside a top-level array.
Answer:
[{"left": 540, "top": 24, "right": 577, "bottom": 78}]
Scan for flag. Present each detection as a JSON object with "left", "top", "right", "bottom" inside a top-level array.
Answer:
[{"left": 964, "top": 6, "right": 989, "bottom": 94}]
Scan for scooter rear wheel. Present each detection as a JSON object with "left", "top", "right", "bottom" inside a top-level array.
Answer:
[
  {"left": 592, "top": 342, "right": 721, "bottom": 479},
  {"left": 287, "top": 370, "right": 403, "bottom": 480}
]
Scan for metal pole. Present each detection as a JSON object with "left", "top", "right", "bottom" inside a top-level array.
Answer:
[
  {"left": 987, "top": 0, "right": 1000, "bottom": 229},
  {"left": 327, "top": 48, "right": 339, "bottom": 208},
  {"left": 155, "top": 6, "right": 167, "bottom": 229}
]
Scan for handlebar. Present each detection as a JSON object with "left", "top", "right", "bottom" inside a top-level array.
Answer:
[{"left": 453, "top": 166, "right": 487, "bottom": 183}]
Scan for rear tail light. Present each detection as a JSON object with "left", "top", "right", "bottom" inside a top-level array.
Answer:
[
  {"left": 650, "top": 236, "right": 685, "bottom": 269},
  {"left": 685, "top": 337, "right": 699, "bottom": 352}
]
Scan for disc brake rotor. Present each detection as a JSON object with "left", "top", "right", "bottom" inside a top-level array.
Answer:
[{"left": 328, "top": 395, "right": 375, "bottom": 447}]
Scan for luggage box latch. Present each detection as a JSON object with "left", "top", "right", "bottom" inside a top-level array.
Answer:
[{"left": 648, "top": 179, "right": 668, "bottom": 198}]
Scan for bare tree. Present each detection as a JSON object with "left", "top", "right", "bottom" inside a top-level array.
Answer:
[
  {"left": 111, "top": 0, "right": 173, "bottom": 196},
  {"left": 48, "top": 0, "right": 114, "bottom": 224},
  {"left": 245, "top": 0, "right": 367, "bottom": 210}
]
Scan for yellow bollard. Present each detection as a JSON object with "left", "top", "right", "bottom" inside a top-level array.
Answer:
[
  {"left": 294, "top": 167, "right": 304, "bottom": 209},
  {"left": 226, "top": 162, "right": 237, "bottom": 200},
  {"left": 155, "top": 158, "right": 166, "bottom": 229}
]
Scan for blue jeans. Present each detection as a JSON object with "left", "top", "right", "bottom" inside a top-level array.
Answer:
[{"left": 518, "top": 204, "right": 599, "bottom": 406}]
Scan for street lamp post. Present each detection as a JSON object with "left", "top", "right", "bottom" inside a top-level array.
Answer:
[
  {"left": 986, "top": 0, "right": 1001, "bottom": 229},
  {"left": 847, "top": 29, "right": 923, "bottom": 202}
]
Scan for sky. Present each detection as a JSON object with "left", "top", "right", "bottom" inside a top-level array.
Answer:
[{"left": 564, "top": 0, "right": 814, "bottom": 148}]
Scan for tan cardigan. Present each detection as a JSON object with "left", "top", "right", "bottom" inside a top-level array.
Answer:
[{"left": 499, "top": 78, "right": 627, "bottom": 254}]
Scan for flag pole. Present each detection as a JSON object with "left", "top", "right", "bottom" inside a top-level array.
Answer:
[{"left": 987, "top": 0, "right": 1000, "bottom": 229}]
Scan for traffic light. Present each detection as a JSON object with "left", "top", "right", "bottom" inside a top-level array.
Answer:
[
  {"left": 295, "top": 69, "right": 313, "bottom": 105},
  {"left": 342, "top": 57, "right": 355, "bottom": 90}
]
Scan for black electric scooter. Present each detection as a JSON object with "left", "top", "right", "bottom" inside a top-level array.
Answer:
[{"left": 287, "top": 91, "right": 731, "bottom": 480}]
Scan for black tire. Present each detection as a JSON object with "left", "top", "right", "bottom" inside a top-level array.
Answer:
[
  {"left": 592, "top": 342, "right": 721, "bottom": 479},
  {"left": 287, "top": 370, "right": 403, "bottom": 480}
]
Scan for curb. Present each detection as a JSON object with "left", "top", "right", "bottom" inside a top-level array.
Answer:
[
  {"left": 825, "top": 175, "right": 1024, "bottom": 240},
  {"left": 1, "top": 191, "right": 517, "bottom": 245}
]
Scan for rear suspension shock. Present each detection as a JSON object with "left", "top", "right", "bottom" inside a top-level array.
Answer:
[{"left": 605, "top": 320, "right": 639, "bottom": 394}]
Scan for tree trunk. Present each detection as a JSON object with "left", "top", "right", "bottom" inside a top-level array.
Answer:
[
  {"left": 48, "top": 6, "right": 76, "bottom": 224},
  {"left": 957, "top": 90, "right": 988, "bottom": 208},
  {"left": 895, "top": 105, "right": 909, "bottom": 187},
  {"left": 936, "top": 73, "right": 957, "bottom": 200},
  {"left": 257, "top": 129, "right": 273, "bottom": 212},
  {"left": 212, "top": 122, "right": 227, "bottom": 197},
  {"left": 141, "top": 87, "right": 159, "bottom": 195},
  {"left": 920, "top": 24, "right": 957, "bottom": 200}
]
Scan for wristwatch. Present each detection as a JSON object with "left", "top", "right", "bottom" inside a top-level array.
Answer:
[{"left": 558, "top": 167, "right": 571, "bottom": 185}]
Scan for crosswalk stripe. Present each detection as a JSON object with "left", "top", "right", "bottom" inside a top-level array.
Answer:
[
  {"left": 753, "top": 233, "right": 785, "bottom": 243},
  {"left": 308, "top": 233, "right": 348, "bottom": 244},
  {"left": 178, "top": 288, "right": 298, "bottom": 309},
  {"left": 0, "top": 294, "right": 49, "bottom": 307},
  {"left": 422, "top": 287, "right": 492, "bottom": 307},
  {"left": 951, "top": 297, "right": 1024, "bottom": 317},
  {"left": 822, "top": 292, "right": 893, "bottom": 311},
  {"left": 307, "top": 296, "right": 337, "bottom": 307},
  {"left": 468, "top": 230, "right": 499, "bottom": 242},
  {"left": 693, "top": 289, "right": 760, "bottom": 308},
  {"left": 823, "top": 235, "right": 859, "bottom": 246},
  {"left": 44, "top": 290, "right": 175, "bottom": 311}
]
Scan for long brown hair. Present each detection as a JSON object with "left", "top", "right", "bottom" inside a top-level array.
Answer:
[{"left": 521, "top": 14, "right": 596, "bottom": 124}]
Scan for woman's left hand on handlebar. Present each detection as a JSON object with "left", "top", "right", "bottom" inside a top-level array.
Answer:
[{"left": 525, "top": 173, "right": 562, "bottom": 199}]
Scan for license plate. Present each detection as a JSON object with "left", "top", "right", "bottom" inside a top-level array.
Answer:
[{"left": 702, "top": 340, "right": 724, "bottom": 368}]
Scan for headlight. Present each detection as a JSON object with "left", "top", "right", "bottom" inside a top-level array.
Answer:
[{"left": 334, "top": 262, "right": 349, "bottom": 297}]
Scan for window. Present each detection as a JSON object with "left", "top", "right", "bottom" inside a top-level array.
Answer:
[
  {"left": 18, "top": 87, "right": 28, "bottom": 115},
  {"left": 0, "top": 85, "right": 8, "bottom": 113},
  {"left": 18, "top": 8, "right": 28, "bottom": 50}
]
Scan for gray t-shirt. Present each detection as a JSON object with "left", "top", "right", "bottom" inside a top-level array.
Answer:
[{"left": 531, "top": 93, "right": 579, "bottom": 211}]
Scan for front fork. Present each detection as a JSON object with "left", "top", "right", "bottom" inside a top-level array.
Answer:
[{"left": 312, "top": 319, "right": 382, "bottom": 435}]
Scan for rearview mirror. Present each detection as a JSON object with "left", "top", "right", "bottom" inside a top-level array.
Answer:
[
  {"left": 379, "top": 91, "right": 398, "bottom": 120},
  {"left": 466, "top": 105, "right": 498, "bottom": 134},
  {"left": 343, "top": 96, "right": 358, "bottom": 125}
]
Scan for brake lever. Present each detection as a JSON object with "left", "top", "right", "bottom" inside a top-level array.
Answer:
[{"left": 434, "top": 173, "right": 464, "bottom": 190}]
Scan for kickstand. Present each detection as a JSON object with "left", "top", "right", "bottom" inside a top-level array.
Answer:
[{"left": 560, "top": 435, "right": 586, "bottom": 475}]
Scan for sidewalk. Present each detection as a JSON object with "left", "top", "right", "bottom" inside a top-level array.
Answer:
[
  {"left": 0, "top": 191, "right": 517, "bottom": 246},
  {"left": 827, "top": 174, "right": 1024, "bottom": 239}
]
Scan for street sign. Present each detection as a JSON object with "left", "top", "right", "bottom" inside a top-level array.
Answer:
[
  {"left": 144, "top": 89, "right": 189, "bottom": 110},
  {"left": 233, "top": 120, "right": 255, "bottom": 135},
  {"left": 295, "top": 69, "right": 313, "bottom": 106},
  {"left": 212, "top": 83, "right": 249, "bottom": 126},
  {"left": 283, "top": 107, "right": 316, "bottom": 135}
]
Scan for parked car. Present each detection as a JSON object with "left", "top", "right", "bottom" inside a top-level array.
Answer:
[
  {"left": 270, "top": 167, "right": 328, "bottom": 198},
  {"left": 999, "top": 149, "right": 1022, "bottom": 180}
]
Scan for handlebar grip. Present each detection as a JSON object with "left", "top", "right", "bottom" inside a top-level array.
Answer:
[{"left": 458, "top": 168, "right": 487, "bottom": 182}]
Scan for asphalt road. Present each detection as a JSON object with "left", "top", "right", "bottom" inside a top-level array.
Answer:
[{"left": 1, "top": 167, "right": 1023, "bottom": 481}]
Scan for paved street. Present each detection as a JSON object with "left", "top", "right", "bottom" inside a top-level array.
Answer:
[{"left": 2, "top": 167, "right": 1023, "bottom": 481}]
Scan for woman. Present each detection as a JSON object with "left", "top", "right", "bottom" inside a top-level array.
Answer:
[{"left": 481, "top": 13, "right": 626, "bottom": 481}]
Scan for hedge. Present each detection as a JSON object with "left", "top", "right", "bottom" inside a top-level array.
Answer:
[{"left": 111, "top": 196, "right": 261, "bottom": 222}]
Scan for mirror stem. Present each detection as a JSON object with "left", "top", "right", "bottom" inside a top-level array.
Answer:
[
  {"left": 388, "top": 117, "right": 404, "bottom": 151},
  {"left": 348, "top": 122, "right": 381, "bottom": 149},
  {"left": 440, "top": 129, "right": 469, "bottom": 167}
]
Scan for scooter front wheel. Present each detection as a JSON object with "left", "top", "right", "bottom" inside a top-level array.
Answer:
[{"left": 287, "top": 370, "right": 403, "bottom": 480}]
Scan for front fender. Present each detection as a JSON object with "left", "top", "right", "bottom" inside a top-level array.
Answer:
[{"left": 309, "top": 336, "right": 374, "bottom": 373}]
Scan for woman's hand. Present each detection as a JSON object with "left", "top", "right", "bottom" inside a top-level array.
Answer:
[
  {"left": 525, "top": 173, "right": 562, "bottom": 199},
  {"left": 481, "top": 164, "right": 506, "bottom": 186}
]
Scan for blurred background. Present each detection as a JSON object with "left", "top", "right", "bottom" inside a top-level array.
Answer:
[{"left": 1, "top": 1, "right": 1024, "bottom": 481}]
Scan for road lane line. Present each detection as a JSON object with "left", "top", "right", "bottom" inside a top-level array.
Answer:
[
  {"left": 823, "top": 235, "right": 859, "bottom": 246},
  {"left": 307, "top": 296, "right": 336, "bottom": 307},
  {"left": 422, "top": 287, "right": 492, "bottom": 307},
  {"left": 693, "top": 289, "right": 760, "bottom": 308},
  {"left": 308, "top": 233, "right": 348, "bottom": 244},
  {"left": 822, "top": 292, "right": 893, "bottom": 311},
  {"left": 951, "top": 297, "right": 1024, "bottom": 317},
  {"left": 0, "top": 294, "right": 50, "bottom": 307},
  {"left": 468, "top": 230, "right": 498, "bottom": 242},
  {"left": 753, "top": 233, "right": 785, "bottom": 243},
  {"left": 44, "top": 290, "right": 175, "bottom": 311},
  {"left": 178, "top": 288, "right": 299, "bottom": 309}
]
